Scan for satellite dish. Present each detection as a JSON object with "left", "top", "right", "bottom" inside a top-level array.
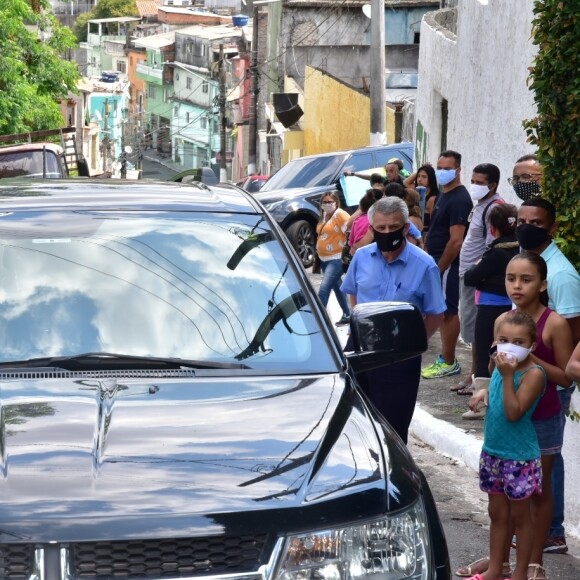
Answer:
[
  {"left": 124, "top": 146, "right": 133, "bottom": 154},
  {"left": 362, "top": 4, "right": 371, "bottom": 18}
]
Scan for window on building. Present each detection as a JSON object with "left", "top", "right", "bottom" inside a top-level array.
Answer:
[
  {"left": 116, "top": 61, "right": 126, "bottom": 74},
  {"left": 414, "top": 31, "right": 421, "bottom": 44},
  {"left": 202, "top": 82, "right": 209, "bottom": 94},
  {"left": 186, "top": 77, "right": 192, "bottom": 89},
  {"left": 149, "top": 85, "right": 156, "bottom": 99},
  {"left": 200, "top": 118, "right": 207, "bottom": 129},
  {"left": 186, "top": 112, "right": 190, "bottom": 123}
]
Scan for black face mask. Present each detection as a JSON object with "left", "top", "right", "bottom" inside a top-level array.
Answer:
[
  {"left": 513, "top": 181, "right": 541, "bottom": 201},
  {"left": 373, "top": 226, "right": 406, "bottom": 252},
  {"left": 516, "top": 224, "right": 550, "bottom": 250}
]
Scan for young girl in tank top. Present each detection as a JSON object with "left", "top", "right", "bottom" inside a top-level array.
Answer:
[
  {"left": 465, "top": 251, "right": 574, "bottom": 580},
  {"left": 473, "top": 310, "right": 545, "bottom": 580}
]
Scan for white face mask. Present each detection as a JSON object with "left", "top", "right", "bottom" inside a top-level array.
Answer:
[
  {"left": 496, "top": 342, "right": 532, "bottom": 363},
  {"left": 470, "top": 183, "right": 490, "bottom": 201},
  {"left": 321, "top": 202, "right": 336, "bottom": 213}
]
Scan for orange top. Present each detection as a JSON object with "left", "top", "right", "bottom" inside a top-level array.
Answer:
[{"left": 316, "top": 209, "right": 350, "bottom": 260}]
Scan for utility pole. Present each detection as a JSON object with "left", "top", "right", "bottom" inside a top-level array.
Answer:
[
  {"left": 370, "top": 0, "right": 386, "bottom": 145},
  {"left": 247, "top": 4, "right": 259, "bottom": 176},
  {"left": 219, "top": 44, "right": 228, "bottom": 182},
  {"left": 120, "top": 108, "right": 127, "bottom": 179},
  {"left": 102, "top": 98, "right": 111, "bottom": 173}
]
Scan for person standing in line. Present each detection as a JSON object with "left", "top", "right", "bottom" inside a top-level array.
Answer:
[
  {"left": 458, "top": 252, "right": 574, "bottom": 580},
  {"left": 451, "top": 163, "right": 505, "bottom": 395},
  {"left": 315, "top": 192, "right": 351, "bottom": 326},
  {"left": 421, "top": 150, "right": 473, "bottom": 380},
  {"left": 510, "top": 154, "right": 543, "bottom": 201},
  {"left": 470, "top": 311, "right": 546, "bottom": 580},
  {"left": 340, "top": 196, "right": 445, "bottom": 444},
  {"left": 462, "top": 204, "right": 519, "bottom": 418},
  {"left": 403, "top": 163, "right": 438, "bottom": 230},
  {"left": 515, "top": 197, "right": 580, "bottom": 554}
]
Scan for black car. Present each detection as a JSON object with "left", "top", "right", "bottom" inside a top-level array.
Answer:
[
  {"left": 0, "top": 179, "right": 450, "bottom": 580},
  {"left": 254, "top": 143, "right": 413, "bottom": 268}
]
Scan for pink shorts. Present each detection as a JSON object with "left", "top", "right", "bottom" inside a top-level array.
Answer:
[{"left": 479, "top": 450, "right": 542, "bottom": 500}]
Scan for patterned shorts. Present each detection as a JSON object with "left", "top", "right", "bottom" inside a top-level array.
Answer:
[{"left": 479, "top": 450, "right": 543, "bottom": 500}]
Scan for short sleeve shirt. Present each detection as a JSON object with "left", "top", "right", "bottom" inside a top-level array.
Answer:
[
  {"left": 340, "top": 241, "right": 446, "bottom": 315},
  {"left": 542, "top": 241, "right": 580, "bottom": 318},
  {"left": 426, "top": 184, "right": 473, "bottom": 262},
  {"left": 316, "top": 208, "right": 350, "bottom": 259}
]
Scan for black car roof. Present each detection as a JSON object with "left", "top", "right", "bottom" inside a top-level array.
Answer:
[{"left": 0, "top": 178, "right": 262, "bottom": 214}]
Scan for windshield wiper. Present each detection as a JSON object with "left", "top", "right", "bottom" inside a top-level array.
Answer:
[{"left": 0, "top": 352, "right": 250, "bottom": 371}]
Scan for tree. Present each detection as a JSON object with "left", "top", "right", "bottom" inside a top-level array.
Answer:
[
  {"left": 524, "top": 0, "right": 580, "bottom": 268},
  {"left": 0, "top": 0, "right": 80, "bottom": 134},
  {"left": 74, "top": 0, "right": 138, "bottom": 43}
]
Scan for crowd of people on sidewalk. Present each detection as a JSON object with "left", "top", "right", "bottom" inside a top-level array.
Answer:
[{"left": 311, "top": 149, "right": 580, "bottom": 580}]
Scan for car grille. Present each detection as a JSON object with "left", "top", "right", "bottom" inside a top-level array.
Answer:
[
  {"left": 0, "top": 535, "right": 270, "bottom": 580},
  {"left": 0, "top": 544, "right": 34, "bottom": 580}
]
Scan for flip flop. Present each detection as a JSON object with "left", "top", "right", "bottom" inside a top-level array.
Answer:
[
  {"left": 457, "top": 384, "right": 476, "bottom": 395},
  {"left": 456, "top": 558, "right": 511, "bottom": 578},
  {"left": 456, "top": 557, "right": 489, "bottom": 577},
  {"left": 451, "top": 377, "right": 472, "bottom": 392}
]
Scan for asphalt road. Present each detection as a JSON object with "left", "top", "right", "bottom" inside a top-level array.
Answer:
[
  {"left": 410, "top": 434, "right": 580, "bottom": 579},
  {"left": 141, "top": 157, "right": 177, "bottom": 181}
]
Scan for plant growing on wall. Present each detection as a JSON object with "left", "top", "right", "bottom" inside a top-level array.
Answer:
[{"left": 524, "top": 0, "right": 580, "bottom": 268}]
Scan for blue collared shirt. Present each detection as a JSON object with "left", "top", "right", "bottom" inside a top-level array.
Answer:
[{"left": 341, "top": 241, "right": 446, "bottom": 315}]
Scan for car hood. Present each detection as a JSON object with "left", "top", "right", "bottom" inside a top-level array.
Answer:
[{"left": 0, "top": 372, "right": 418, "bottom": 542}]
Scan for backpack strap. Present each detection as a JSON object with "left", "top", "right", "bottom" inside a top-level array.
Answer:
[{"left": 481, "top": 198, "right": 505, "bottom": 238}]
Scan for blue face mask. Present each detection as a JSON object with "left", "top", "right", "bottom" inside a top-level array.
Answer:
[{"left": 435, "top": 168, "right": 456, "bottom": 186}]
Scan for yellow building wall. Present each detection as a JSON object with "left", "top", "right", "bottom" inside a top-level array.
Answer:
[{"left": 279, "top": 66, "right": 399, "bottom": 161}]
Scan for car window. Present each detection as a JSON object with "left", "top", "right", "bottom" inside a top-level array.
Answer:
[
  {"left": 261, "top": 155, "right": 346, "bottom": 190},
  {"left": 375, "top": 148, "right": 412, "bottom": 170},
  {"left": 0, "top": 210, "right": 337, "bottom": 373},
  {"left": 342, "top": 153, "right": 375, "bottom": 174},
  {"left": 0, "top": 150, "right": 62, "bottom": 179}
]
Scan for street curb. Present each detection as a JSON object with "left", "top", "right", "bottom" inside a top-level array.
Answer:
[{"left": 410, "top": 406, "right": 482, "bottom": 473}]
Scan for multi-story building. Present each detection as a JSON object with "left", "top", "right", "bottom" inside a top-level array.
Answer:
[
  {"left": 134, "top": 32, "right": 176, "bottom": 154},
  {"left": 168, "top": 24, "right": 247, "bottom": 173}
]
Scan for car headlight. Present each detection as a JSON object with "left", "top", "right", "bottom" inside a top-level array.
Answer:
[{"left": 276, "top": 500, "right": 430, "bottom": 580}]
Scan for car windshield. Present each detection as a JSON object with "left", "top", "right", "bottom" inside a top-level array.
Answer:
[
  {"left": 260, "top": 154, "right": 346, "bottom": 191},
  {"left": 0, "top": 150, "right": 62, "bottom": 179},
  {"left": 385, "top": 72, "right": 418, "bottom": 89},
  {"left": 0, "top": 210, "right": 337, "bottom": 373}
]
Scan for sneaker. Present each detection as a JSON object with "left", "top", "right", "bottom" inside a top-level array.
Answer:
[
  {"left": 421, "top": 354, "right": 461, "bottom": 379},
  {"left": 544, "top": 536, "right": 568, "bottom": 554},
  {"left": 335, "top": 315, "right": 350, "bottom": 326}
]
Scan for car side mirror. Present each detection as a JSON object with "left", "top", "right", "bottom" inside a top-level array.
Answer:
[{"left": 345, "top": 302, "right": 427, "bottom": 374}]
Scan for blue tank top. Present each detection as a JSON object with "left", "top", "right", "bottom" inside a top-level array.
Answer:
[{"left": 483, "top": 365, "right": 546, "bottom": 461}]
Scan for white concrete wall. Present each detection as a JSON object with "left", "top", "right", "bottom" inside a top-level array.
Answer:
[
  {"left": 414, "top": 0, "right": 580, "bottom": 539},
  {"left": 563, "top": 400, "right": 580, "bottom": 539},
  {"left": 414, "top": 0, "right": 537, "bottom": 205}
]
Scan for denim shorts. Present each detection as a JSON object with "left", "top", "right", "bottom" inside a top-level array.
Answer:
[
  {"left": 479, "top": 450, "right": 542, "bottom": 500},
  {"left": 533, "top": 414, "right": 563, "bottom": 455}
]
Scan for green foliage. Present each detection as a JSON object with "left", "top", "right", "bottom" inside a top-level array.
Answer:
[
  {"left": 0, "top": 0, "right": 80, "bottom": 134},
  {"left": 74, "top": 0, "right": 139, "bottom": 42},
  {"left": 524, "top": 0, "right": 580, "bottom": 269}
]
